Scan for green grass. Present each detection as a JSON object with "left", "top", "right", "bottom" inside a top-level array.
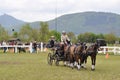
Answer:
[{"left": 0, "top": 52, "right": 120, "bottom": 80}]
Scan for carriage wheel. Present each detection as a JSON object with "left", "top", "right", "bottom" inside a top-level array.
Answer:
[
  {"left": 47, "top": 53, "right": 53, "bottom": 65},
  {"left": 55, "top": 60, "right": 59, "bottom": 66},
  {"left": 55, "top": 55, "right": 59, "bottom": 66}
]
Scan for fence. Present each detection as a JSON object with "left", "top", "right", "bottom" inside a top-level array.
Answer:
[
  {"left": 98, "top": 46, "right": 120, "bottom": 55},
  {"left": 0, "top": 42, "right": 44, "bottom": 53},
  {"left": 1, "top": 43, "right": 120, "bottom": 55}
]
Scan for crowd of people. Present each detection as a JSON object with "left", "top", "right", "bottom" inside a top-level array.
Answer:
[{"left": 0, "top": 40, "right": 38, "bottom": 53}]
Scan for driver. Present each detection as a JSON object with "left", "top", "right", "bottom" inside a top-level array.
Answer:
[{"left": 61, "top": 31, "right": 71, "bottom": 45}]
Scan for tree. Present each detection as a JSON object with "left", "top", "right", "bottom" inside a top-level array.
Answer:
[
  {"left": 50, "top": 30, "right": 61, "bottom": 41},
  {"left": 19, "top": 24, "right": 33, "bottom": 41},
  {"left": 0, "top": 24, "right": 9, "bottom": 41},
  {"left": 12, "top": 31, "right": 18, "bottom": 38},
  {"left": 104, "top": 32, "right": 117, "bottom": 44},
  {"left": 67, "top": 32, "right": 77, "bottom": 43},
  {"left": 31, "top": 28, "right": 39, "bottom": 41},
  {"left": 77, "top": 32, "right": 96, "bottom": 43},
  {"left": 96, "top": 33, "right": 105, "bottom": 39},
  {"left": 39, "top": 22, "right": 49, "bottom": 42}
]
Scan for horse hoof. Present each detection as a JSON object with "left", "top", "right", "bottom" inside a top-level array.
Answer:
[
  {"left": 71, "top": 66, "right": 74, "bottom": 69},
  {"left": 81, "top": 66, "right": 84, "bottom": 68},
  {"left": 91, "top": 68, "right": 95, "bottom": 71},
  {"left": 84, "top": 67, "right": 87, "bottom": 70},
  {"left": 77, "top": 68, "right": 80, "bottom": 71}
]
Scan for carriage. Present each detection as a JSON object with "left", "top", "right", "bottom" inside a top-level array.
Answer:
[
  {"left": 47, "top": 42, "right": 100, "bottom": 70},
  {"left": 47, "top": 46, "right": 65, "bottom": 66}
]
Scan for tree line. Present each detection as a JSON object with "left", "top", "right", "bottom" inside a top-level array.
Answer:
[{"left": 0, "top": 22, "right": 119, "bottom": 44}]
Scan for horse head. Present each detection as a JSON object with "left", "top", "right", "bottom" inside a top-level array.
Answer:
[{"left": 93, "top": 43, "right": 100, "bottom": 51}]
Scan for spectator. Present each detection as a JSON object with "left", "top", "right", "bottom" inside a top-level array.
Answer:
[
  {"left": 2, "top": 40, "right": 7, "bottom": 53},
  {"left": 33, "top": 41, "right": 37, "bottom": 53}
]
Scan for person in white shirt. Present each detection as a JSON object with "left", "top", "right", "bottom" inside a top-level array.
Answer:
[{"left": 61, "top": 31, "right": 70, "bottom": 45}]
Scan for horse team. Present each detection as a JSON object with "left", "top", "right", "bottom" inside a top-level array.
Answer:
[{"left": 53, "top": 42, "right": 100, "bottom": 71}]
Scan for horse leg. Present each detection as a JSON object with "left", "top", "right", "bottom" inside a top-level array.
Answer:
[
  {"left": 69, "top": 55, "right": 75, "bottom": 69},
  {"left": 64, "top": 54, "right": 70, "bottom": 67},
  {"left": 81, "top": 58, "right": 84, "bottom": 68},
  {"left": 76, "top": 57, "right": 81, "bottom": 70},
  {"left": 63, "top": 56, "right": 67, "bottom": 66},
  {"left": 93, "top": 55, "right": 96, "bottom": 70},
  {"left": 64, "top": 56, "right": 69, "bottom": 66},
  {"left": 81, "top": 59, "right": 87, "bottom": 69},
  {"left": 83, "top": 55, "right": 88, "bottom": 69},
  {"left": 64, "top": 53, "right": 69, "bottom": 66},
  {"left": 74, "top": 54, "right": 77, "bottom": 67},
  {"left": 91, "top": 55, "right": 96, "bottom": 71},
  {"left": 81, "top": 54, "right": 87, "bottom": 68}
]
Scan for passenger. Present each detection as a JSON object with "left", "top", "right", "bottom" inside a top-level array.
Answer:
[{"left": 49, "top": 36, "right": 56, "bottom": 48}]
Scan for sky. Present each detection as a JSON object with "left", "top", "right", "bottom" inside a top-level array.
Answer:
[{"left": 0, "top": 0, "right": 120, "bottom": 22}]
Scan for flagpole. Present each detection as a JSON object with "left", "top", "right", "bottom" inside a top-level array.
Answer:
[{"left": 55, "top": 0, "right": 58, "bottom": 32}]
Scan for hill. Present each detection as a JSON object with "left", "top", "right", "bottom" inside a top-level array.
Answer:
[
  {"left": 0, "top": 14, "right": 25, "bottom": 32},
  {"left": 47, "top": 11, "right": 120, "bottom": 36}
]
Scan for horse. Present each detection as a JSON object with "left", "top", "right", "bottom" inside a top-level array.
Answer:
[
  {"left": 61, "top": 42, "right": 88, "bottom": 69},
  {"left": 74, "top": 43, "right": 87, "bottom": 70},
  {"left": 54, "top": 42, "right": 76, "bottom": 69},
  {"left": 86, "top": 43, "right": 100, "bottom": 71},
  {"left": 67, "top": 45, "right": 76, "bottom": 68}
]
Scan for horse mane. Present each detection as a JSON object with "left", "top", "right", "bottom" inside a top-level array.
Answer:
[{"left": 86, "top": 43, "right": 99, "bottom": 52}]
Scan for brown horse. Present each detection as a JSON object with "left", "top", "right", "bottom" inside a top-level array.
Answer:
[
  {"left": 62, "top": 42, "right": 88, "bottom": 69},
  {"left": 74, "top": 44, "right": 87, "bottom": 70},
  {"left": 86, "top": 43, "right": 100, "bottom": 71},
  {"left": 57, "top": 42, "right": 76, "bottom": 69},
  {"left": 68, "top": 45, "right": 76, "bottom": 68}
]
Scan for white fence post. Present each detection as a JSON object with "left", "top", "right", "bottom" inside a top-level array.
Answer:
[
  {"left": 41, "top": 42, "right": 43, "bottom": 52},
  {"left": 29, "top": 42, "right": 33, "bottom": 53},
  {"left": 113, "top": 47, "right": 116, "bottom": 55},
  {"left": 15, "top": 46, "right": 17, "bottom": 53},
  {"left": 103, "top": 47, "right": 106, "bottom": 54}
]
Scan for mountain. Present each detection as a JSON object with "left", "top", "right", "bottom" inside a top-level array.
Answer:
[
  {"left": 0, "top": 12, "right": 120, "bottom": 36},
  {"left": 0, "top": 14, "right": 25, "bottom": 31},
  {"left": 47, "top": 11, "right": 120, "bottom": 36}
]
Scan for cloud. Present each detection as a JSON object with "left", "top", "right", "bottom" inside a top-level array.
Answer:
[{"left": 0, "top": 0, "right": 120, "bottom": 22}]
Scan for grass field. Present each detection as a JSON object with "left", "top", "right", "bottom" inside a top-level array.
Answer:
[{"left": 0, "top": 52, "right": 120, "bottom": 80}]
